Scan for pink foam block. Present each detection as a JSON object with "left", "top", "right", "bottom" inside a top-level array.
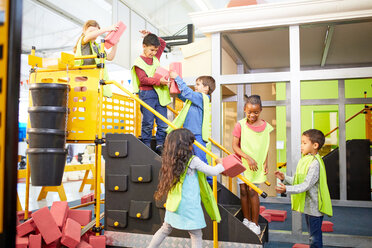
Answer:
[
  {"left": 16, "top": 235, "right": 29, "bottom": 248},
  {"left": 292, "top": 244, "right": 309, "bottom": 248},
  {"left": 17, "top": 210, "right": 32, "bottom": 220},
  {"left": 89, "top": 235, "right": 106, "bottom": 248},
  {"left": 77, "top": 240, "right": 93, "bottom": 248},
  {"left": 169, "top": 62, "right": 182, "bottom": 77},
  {"left": 16, "top": 215, "right": 20, "bottom": 226},
  {"left": 221, "top": 154, "right": 246, "bottom": 177},
  {"left": 153, "top": 67, "right": 169, "bottom": 81},
  {"left": 68, "top": 209, "right": 92, "bottom": 226},
  {"left": 321, "top": 221, "right": 334, "bottom": 232},
  {"left": 50, "top": 201, "right": 69, "bottom": 229},
  {"left": 262, "top": 209, "right": 287, "bottom": 222},
  {"left": 61, "top": 218, "right": 81, "bottom": 248},
  {"left": 88, "top": 193, "right": 94, "bottom": 202},
  {"left": 17, "top": 218, "right": 35, "bottom": 237},
  {"left": 104, "top": 21, "right": 127, "bottom": 49},
  {"left": 43, "top": 239, "right": 61, "bottom": 248},
  {"left": 260, "top": 206, "right": 266, "bottom": 214},
  {"left": 81, "top": 195, "right": 91, "bottom": 204},
  {"left": 261, "top": 212, "right": 271, "bottom": 222},
  {"left": 29, "top": 234, "right": 42, "bottom": 248},
  {"left": 31, "top": 206, "right": 62, "bottom": 245},
  {"left": 169, "top": 80, "right": 180, "bottom": 94}
]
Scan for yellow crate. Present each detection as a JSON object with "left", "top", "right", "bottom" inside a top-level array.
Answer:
[{"left": 29, "top": 68, "right": 137, "bottom": 141}]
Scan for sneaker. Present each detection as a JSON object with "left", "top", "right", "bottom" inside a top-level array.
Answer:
[
  {"left": 155, "top": 145, "right": 163, "bottom": 156},
  {"left": 242, "top": 218, "right": 251, "bottom": 228},
  {"left": 249, "top": 223, "right": 261, "bottom": 235}
]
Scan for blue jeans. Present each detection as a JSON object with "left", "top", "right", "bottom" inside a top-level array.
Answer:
[
  {"left": 193, "top": 135, "right": 212, "bottom": 184},
  {"left": 139, "top": 90, "right": 167, "bottom": 148},
  {"left": 305, "top": 214, "right": 324, "bottom": 248}
]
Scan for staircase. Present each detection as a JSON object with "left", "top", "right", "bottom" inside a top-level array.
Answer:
[{"left": 103, "top": 133, "right": 268, "bottom": 247}]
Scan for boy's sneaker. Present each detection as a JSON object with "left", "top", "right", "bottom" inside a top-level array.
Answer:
[{"left": 249, "top": 223, "right": 261, "bottom": 235}]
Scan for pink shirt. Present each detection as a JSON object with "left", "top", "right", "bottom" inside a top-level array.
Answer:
[{"left": 232, "top": 120, "right": 267, "bottom": 156}]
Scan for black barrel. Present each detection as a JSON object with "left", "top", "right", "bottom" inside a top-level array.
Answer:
[
  {"left": 26, "top": 148, "right": 67, "bottom": 186},
  {"left": 28, "top": 106, "right": 68, "bottom": 130},
  {"left": 29, "top": 83, "right": 69, "bottom": 106},
  {"left": 27, "top": 128, "right": 66, "bottom": 148}
]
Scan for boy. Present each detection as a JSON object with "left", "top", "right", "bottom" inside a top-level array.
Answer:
[
  {"left": 131, "top": 30, "right": 171, "bottom": 153},
  {"left": 275, "top": 129, "right": 333, "bottom": 248},
  {"left": 168, "top": 71, "right": 215, "bottom": 172}
]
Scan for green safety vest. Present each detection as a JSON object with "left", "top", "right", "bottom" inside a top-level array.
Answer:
[
  {"left": 74, "top": 36, "right": 112, "bottom": 98},
  {"left": 239, "top": 118, "right": 273, "bottom": 183},
  {"left": 291, "top": 154, "right": 333, "bottom": 217},
  {"left": 167, "top": 93, "right": 211, "bottom": 142},
  {"left": 166, "top": 156, "right": 221, "bottom": 222},
  {"left": 131, "top": 57, "right": 171, "bottom": 106}
]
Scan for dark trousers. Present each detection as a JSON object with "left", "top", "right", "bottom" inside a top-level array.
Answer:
[
  {"left": 139, "top": 90, "right": 167, "bottom": 148},
  {"left": 305, "top": 214, "right": 324, "bottom": 248}
]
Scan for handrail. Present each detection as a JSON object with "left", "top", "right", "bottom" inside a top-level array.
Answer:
[{"left": 105, "top": 80, "right": 267, "bottom": 197}]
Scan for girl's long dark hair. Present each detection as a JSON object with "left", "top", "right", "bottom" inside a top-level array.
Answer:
[{"left": 154, "top": 128, "right": 195, "bottom": 201}]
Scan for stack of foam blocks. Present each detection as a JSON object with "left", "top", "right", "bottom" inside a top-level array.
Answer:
[
  {"left": 261, "top": 208, "right": 287, "bottom": 222},
  {"left": 16, "top": 201, "right": 105, "bottom": 248}
]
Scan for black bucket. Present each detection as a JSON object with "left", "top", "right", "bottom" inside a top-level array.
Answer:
[
  {"left": 27, "top": 148, "right": 67, "bottom": 186},
  {"left": 29, "top": 83, "right": 69, "bottom": 107},
  {"left": 28, "top": 106, "right": 68, "bottom": 130},
  {"left": 27, "top": 128, "right": 66, "bottom": 148}
]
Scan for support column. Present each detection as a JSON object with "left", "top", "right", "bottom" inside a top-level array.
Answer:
[
  {"left": 237, "top": 64, "right": 245, "bottom": 121},
  {"left": 211, "top": 32, "right": 222, "bottom": 156},
  {"left": 289, "top": 25, "right": 302, "bottom": 236},
  {"left": 338, "top": 80, "right": 347, "bottom": 200}
]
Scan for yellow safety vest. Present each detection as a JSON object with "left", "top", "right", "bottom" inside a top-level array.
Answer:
[
  {"left": 167, "top": 93, "right": 211, "bottom": 142},
  {"left": 291, "top": 154, "right": 333, "bottom": 217},
  {"left": 74, "top": 36, "right": 112, "bottom": 97},
  {"left": 131, "top": 56, "right": 171, "bottom": 106},
  {"left": 239, "top": 118, "right": 273, "bottom": 183},
  {"left": 166, "top": 156, "right": 221, "bottom": 222}
]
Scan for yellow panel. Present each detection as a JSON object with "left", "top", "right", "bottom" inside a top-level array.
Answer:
[{"left": 0, "top": 0, "right": 8, "bottom": 233}]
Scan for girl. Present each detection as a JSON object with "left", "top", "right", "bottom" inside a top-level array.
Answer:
[
  {"left": 232, "top": 95, "right": 273, "bottom": 235},
  {"left": 148, "top": 128, "right": 225, "bottom": 248},
  {"left": 73, "top": 20, "right": 119, "bottom": 97}
]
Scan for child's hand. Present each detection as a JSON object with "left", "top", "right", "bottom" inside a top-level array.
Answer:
[
  {"left": 139, "top": 30, "right": 151, "bottom": 37},
  {"left": 107, "top": 24, "right": 119, "bottom": 32},
  {"left": 159, "top": 77, "right": 169, "bottom": 86},
  {"left": 169, "top": 70, "right": 178, "bottom": 79},
  {"left": 274, "top": 171, "right": 285, "bottom": 181},
  {"left": 215, "top": 157, "right": 222, "bottom": 165},
  {"left": 276, "top": 182, "right": 286, "bottom": 193},
  {"left": 263, "top": 163, "right": 268, "bottom": 175},
  {"left": 246, "top": 156, "right": 258, "bottom": 171}
]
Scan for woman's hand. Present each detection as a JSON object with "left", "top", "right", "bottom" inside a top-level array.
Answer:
[
  {"left": 276, "top": 182, "right": 286, "bottom": 193},
  {"left": 274, "top": 171, "right": 285, "bottom": 181}
]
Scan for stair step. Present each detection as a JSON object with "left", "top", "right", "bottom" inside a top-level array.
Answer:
[{"left": 221, "top": 204, "right": 241, "bottom": 217}]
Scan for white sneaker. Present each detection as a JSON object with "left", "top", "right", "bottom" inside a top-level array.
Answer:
[
  {"left": 242, "top": 218, "right": 251, "bottom": 228},
  {"left": 249, "top": 223, "right": 261, "bottom": 235}
]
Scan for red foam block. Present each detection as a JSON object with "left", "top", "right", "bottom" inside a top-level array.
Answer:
[
  {"left": 89, "top": 235, "right": 106, "bottom": 248},
  {"left": 77, "top": 240, "right": 93, "bottom": 248},
  {"left": 17, "top": 210, "right": 32, "bottom": 220},
  {"left": 50, "top": 201, "right": 69, "bottom": 229},
  {"left": 169, "top": 62, "right": 182, "bottom": 94},
  {"left": 16, "top": 235, "right": 28, "bottom": 248},
  {"left": 43, "top": 239, "right": 61, "bottom": 248},
  {"left": 262, "top": 209, "right": 287, "bottom": 222},
  {"left": 292, "top": 244, "right": 309, "bottom": 248},
  {"left": 321, "top": 221, "right": 334, "bottom": 232},
  {"left": 68, "top": 209, "right": 92, "bottom": 226},
  {"left": 260, "top": 206, "right": 266, "bottom": 213},
  {"left": 222, "top": 154, "right": 246, "bottom": 177},
  {"left": 169, "top": 80, "right": 180, "bottom": 94},
  {"left": 104, "top": 21, "right": 127, "bottom": 49},
  {"left": 61, "top": 218, "right": 81, "bottom": 248},
  {"left": 261, "top": 212, "right": 271, "bottom": 222},
  {"left": 31, "top": 206, "right": 62, "bottom": 245},
  {"left": 29, "top": 234, "right": 42, "bottom": 248},
  {"left": 153, "top": 67, "right": 169, "bottom": 81},
  {"left": 17, "top": 218, "right": 35, "bottom": 237},
  {"left": 81, "top": 195, "right": 91, "bottom": 204}
]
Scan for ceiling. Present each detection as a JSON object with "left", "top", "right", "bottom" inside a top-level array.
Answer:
[{"left": 222, "top": 19, "right": 372, "bottom": 71}]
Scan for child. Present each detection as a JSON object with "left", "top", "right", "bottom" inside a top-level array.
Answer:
[
  {"left": 275, "top": 129, "right": 333, "bottom": 248},
  {"left": 148, "top": 128, "right": 225, "bottom": 248},
  {"left": 168, "top": 72, "right": 215, "bottom": 182},
  {"left": 74, "top": 20, "right": 119, "bottom": 97},
  {"left": 131, "top": 30, "right": 170, "bottom": 153},
  {"left": 232, "top": 95, "right": 273, "bottom": 235}
]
